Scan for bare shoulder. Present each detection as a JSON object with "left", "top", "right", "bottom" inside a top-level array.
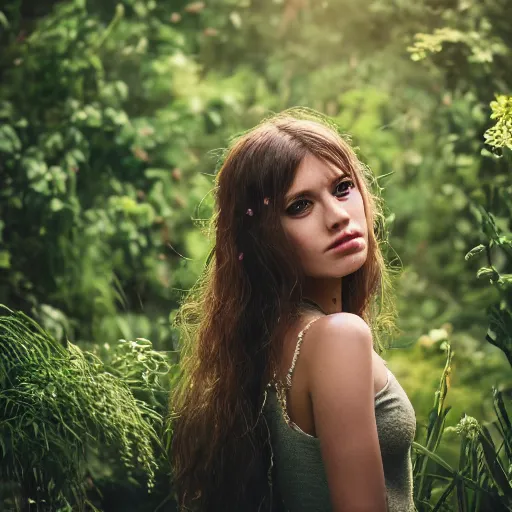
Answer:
[
  {"left": 318, "top": 312, "right": 372, "bottom": 339},
  {"left": 301, "top": 312, "right": 373, "bottom": 374},
  {"left": 301, "top": 311, "right": 371, "bottom": 339},
  {"left": 303, "top": 311, "right": 374, "bottom": 401}
]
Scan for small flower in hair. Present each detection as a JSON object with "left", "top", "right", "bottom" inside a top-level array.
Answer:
[
  {"left": 238, "top": 252, "right": 244, "bottom": 261},
  {"left": 263, "top": 197, "right": 270, "bottom": 205},
  {"left": 246, "top": 208, "right": 254, "bottom": 216}
]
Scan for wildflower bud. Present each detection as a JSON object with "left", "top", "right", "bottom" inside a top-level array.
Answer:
[{"left": 454, "top": 414, "right": 480, "bottom": 440}]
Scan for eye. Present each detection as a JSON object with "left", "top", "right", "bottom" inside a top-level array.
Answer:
[
  {"left": 335, "top": 179, "right": 355, "bottom": 197},
  {"left": 286, "top": 178, "right": 355, "bottom": 216}
]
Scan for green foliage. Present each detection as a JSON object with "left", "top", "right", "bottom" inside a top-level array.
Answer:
[
  {"left": 411, "top": 343, "right": 512, "bottom": 511},
  {"left": 0, "top": 305, "right": 169, "bottom": 510},
  {"left": 414, "top": 341, "right": 454, "bottom": 504},
  {"left": 404, "top": 2, "right": 512, "bottom": 507},
  {"left": 408, "top": 26, "right": 508, "bottom": 64},
  {"left": 0, "top": 0, "right": 263, "bottom": 347}
]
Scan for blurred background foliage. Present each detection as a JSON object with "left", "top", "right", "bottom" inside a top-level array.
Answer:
[{"left": 0, "top": 0, "right": 510, "bottom": 510}]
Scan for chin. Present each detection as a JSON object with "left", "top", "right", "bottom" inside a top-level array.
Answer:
[
  {"left": 308, "top": 258, "right": 367, "bottom": 279},
  {"left": 332, "top": 250, "right": 368, "bottom": 277}
]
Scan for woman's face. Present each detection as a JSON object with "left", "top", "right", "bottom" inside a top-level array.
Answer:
[{"left": 280, "top": 153, "right": 368, "bottom": 279}]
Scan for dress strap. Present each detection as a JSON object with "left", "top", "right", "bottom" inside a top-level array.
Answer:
[{"left": 285, "top": 315, "right": 323, "bottom": 389}]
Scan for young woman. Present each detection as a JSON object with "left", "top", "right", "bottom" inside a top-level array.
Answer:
[{"left": 169, "top": 108, "right": 417, "bottom": 511}]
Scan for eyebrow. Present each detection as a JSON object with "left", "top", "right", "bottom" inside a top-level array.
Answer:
[{"left": 285, "top": 171, "right": 350, "bottom": 203}]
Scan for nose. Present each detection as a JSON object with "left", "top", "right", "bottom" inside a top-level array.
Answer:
[{"left": 325, "top": 196, "right": 350, "bottom": 231}]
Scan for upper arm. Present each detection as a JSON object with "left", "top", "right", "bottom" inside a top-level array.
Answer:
[{"left": 307, "top": 313, "right": 387, "bottom": 512}]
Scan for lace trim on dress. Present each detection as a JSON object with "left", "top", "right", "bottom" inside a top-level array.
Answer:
[{"left": 271, "top": 316, "right": 323, "bottom": 436}]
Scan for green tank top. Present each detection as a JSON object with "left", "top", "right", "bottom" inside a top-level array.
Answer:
[{"left": 263, "top": 316, "right": 417, "bottom": 511}]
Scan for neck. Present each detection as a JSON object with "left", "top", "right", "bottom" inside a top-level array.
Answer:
[{"left": 302, "top": 277, "right": 342, "bottom": 315}]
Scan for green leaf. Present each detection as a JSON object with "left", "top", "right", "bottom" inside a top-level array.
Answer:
[
  {"left": 413, "top": 441, "right": 456, "bottom": 472},
  {"left": 50, "top": 198, "right": 65, "bottom": 212},
  {"left": 207, "top": 110, "right": 222, "bottom": 127},
  {"left": 145, "top": 168, "right": 170, "bottom": 180},
  {"left": 476, "top": 267, "right": 498, "bottom": 281},
  {"left": 229, "top": 11, "right": 242, "bottom": 29},
  {"left": 0, "top": 125, "right": 21, "bottom": 154},
  {"left": 0, "top": 251, "right": 11, "bottom": 269},
  {"left": 479, "top": 425, "right": 512, "bottom": 502},
  {"left": 0, "top": 11, "right": 9, "bottom": 30},
  {"left": 465, "top": 244, "right": 486, "bottom": 261}
]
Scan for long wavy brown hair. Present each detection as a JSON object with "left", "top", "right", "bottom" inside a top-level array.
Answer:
[{"left": 168, "top": 108, "right": 400, "bottom": 511}]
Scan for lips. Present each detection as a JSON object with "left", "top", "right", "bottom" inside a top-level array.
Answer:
[{"left": 326, "top": 231, "right": 362, "bottom": 251}]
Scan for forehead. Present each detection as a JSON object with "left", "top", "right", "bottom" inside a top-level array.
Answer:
[{"left": 285, "top": 154, "right": 349, "bottom": 199}]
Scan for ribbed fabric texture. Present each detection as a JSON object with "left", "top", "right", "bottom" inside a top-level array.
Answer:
[{"left": 264, "top": 367, "right": 417, "bottom": 511}]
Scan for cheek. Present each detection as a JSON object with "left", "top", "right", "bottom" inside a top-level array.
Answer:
[
  {"left": 288, "top": 231, "right": 307, "bottom": 252},
  {"left": 283, "top": 223, "right": 315, "bottom": 256},
  {"left": 351, "top": 191, "right": 367, "bottom": 229}
]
